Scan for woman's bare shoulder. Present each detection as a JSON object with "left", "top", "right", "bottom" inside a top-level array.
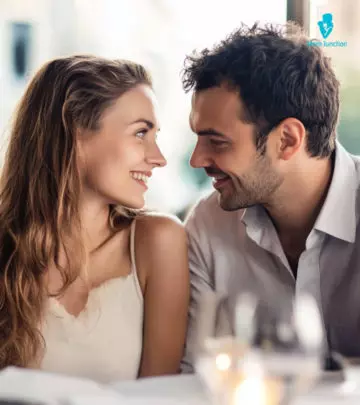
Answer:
[
  {"left": 134, "top": 212, "right": 187, "bottom": 276},
  {"left": 135, "top": 212, "right": 185, "bottom": 238}
]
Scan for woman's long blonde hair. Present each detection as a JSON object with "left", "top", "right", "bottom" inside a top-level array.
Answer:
[{"left": 0, "top": 55, "right": 152, "bottom": 368}]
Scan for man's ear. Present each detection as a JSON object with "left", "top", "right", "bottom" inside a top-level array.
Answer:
[{"left": 275, "top": 118, "right": 306, "bottom": 161}]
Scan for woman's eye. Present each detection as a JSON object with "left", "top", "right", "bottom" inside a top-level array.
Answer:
[{"left": 135, "top": 129, "right": 148, "bottom": 139}]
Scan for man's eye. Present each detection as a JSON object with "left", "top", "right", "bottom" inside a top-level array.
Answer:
[{"left": 209, "top": 138, "right": 227, "bottom": 147}]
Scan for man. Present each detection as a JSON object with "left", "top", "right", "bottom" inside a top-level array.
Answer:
[{"left": 181, "top": 22, "right": 360, "bottom": 372}]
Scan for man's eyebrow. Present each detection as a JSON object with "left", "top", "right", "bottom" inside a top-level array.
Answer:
[
  {"left": 129, "top": 119, "right": 160, "bottom": 131},
  {"left": 196, "top": 128, "right": 226, "bottom": 137}
]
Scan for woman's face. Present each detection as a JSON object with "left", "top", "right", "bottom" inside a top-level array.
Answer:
[{"left": 77, "top": 84, "right": 166, "bottom": 209}]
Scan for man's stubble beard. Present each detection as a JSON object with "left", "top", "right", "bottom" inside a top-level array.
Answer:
[{"left": 218, "top": 155, "right": 283, "bottom": 211}]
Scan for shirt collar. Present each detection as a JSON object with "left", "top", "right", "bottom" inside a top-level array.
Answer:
[
  {"left": 314, "top": 141, "right": 358, "bottom": 243},
  {"left": 242, "top": 141, "right": 358, "bottom": 243}
]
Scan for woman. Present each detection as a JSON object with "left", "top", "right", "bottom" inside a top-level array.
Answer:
[{"left": 0, "top": 55, "right": 189, "bottom": 383}]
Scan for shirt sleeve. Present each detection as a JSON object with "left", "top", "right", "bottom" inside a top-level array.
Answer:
[{"left": 180, "top": 200, "right": 215, "bottom": 373}]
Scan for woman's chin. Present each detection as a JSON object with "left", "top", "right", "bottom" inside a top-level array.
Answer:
[{"left": 115, "top": 197, "right": 145, "bottom": 211}]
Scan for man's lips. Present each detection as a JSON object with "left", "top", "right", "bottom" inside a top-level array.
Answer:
[
  {"left": 213, "top": 177, "right": 231, "bottom": 189},
  {"left": 206, "top": 171, "right": 231, "bottom": 189}
]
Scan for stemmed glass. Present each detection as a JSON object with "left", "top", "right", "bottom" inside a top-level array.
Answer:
[{"left": 194, "top": 291, "right": 324, "bottom": 405}]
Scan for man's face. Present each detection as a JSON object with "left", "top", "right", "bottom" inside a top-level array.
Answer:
[{"left": 189, "top": 86, "right": 283, "bottom": 211}]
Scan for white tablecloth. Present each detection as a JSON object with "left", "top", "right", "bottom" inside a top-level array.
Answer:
[
  {"left": 1, "top": 367, "right": 360, "bottom": 404},
  {"left": 112, "top": 371, "right": 360, "bottom": 405}
]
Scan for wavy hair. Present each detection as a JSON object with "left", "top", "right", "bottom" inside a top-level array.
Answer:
[
  {"left": 0, "top": 55, "right": 152, "bottom": 368},
  {"left": 182, "top": 22, "right": 339, "bottom": 158}
]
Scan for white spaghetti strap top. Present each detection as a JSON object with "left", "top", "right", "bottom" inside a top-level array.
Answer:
[
  {"left": 41, "top": 219, "right": 144, "bottom": 383},
  {"left": 129, "top": 218, "right": 143, "bottom": 299}
]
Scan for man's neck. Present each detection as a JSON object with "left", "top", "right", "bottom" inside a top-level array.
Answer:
[{"left": 264, "top": 155, "right": 334, "bottom": 244}]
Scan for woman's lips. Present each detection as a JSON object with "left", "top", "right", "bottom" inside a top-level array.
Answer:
[{"left": 132, "top": 178, "right": 148, "bottom": 190}]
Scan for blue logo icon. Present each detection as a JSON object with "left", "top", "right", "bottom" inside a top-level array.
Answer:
[{"left": 318, "top": 13, "right": 334, "bottom": 39}]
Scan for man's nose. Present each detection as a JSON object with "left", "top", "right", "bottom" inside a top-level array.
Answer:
[{"left": 189, "top": 142, "right": 211, "bottom": 168}]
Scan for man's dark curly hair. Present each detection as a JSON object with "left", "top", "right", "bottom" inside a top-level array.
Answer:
[{"left": 182, "top": 22, "right": 340, "bottom": 158}]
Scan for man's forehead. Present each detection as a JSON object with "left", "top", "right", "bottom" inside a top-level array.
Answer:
[
  {"left": 192, "top": 86, "right": 239, "bottom": 107},
  {"left": 190, "top": 87, "right": 241, "bottom": 128}
]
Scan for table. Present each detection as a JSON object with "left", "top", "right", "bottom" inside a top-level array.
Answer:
[
  {"left": 1, "top": 367, "right": 360, "bottom": 404},
  {"left": 112, "top": 370, "right": 360, "bottom": 405}
]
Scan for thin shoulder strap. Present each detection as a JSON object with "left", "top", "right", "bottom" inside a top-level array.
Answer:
[
  {"left": 129, "top": 219, "right": 143, "bottom": 299},
  {"left": 130, "top": 219, "right": 137, "bottom": 273}
]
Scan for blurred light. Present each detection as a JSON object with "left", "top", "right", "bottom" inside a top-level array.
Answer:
[
  {"left": 215, "top": 353, "right": 232, "bottom": 371},
  {"left": 234, "top": 377, "right": 266, "bottom": 405},
  {"left": 294, "top": 294, "right": 323, "bottom": 351},
  {"left": 340, "top": 381, "right": 357, "bottom": 395},
  {"left": 311, "top": 0, "right": 329, "bottom": 5}
]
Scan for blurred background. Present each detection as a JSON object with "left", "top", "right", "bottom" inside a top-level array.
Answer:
[{"left": 0, "top": 0, "right": 359, "bottom": 218}]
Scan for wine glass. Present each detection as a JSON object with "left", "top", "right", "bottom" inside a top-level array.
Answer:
[{"left": 194, "top": 291, "right": 324, "bottom": 405}]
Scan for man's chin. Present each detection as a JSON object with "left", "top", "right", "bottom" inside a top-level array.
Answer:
[
  {"left": 217, "top": 192, "right": 241, "bottom": 211},
  {"left": 217, "top": 191, "right": 253, "bottom": 211}
]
